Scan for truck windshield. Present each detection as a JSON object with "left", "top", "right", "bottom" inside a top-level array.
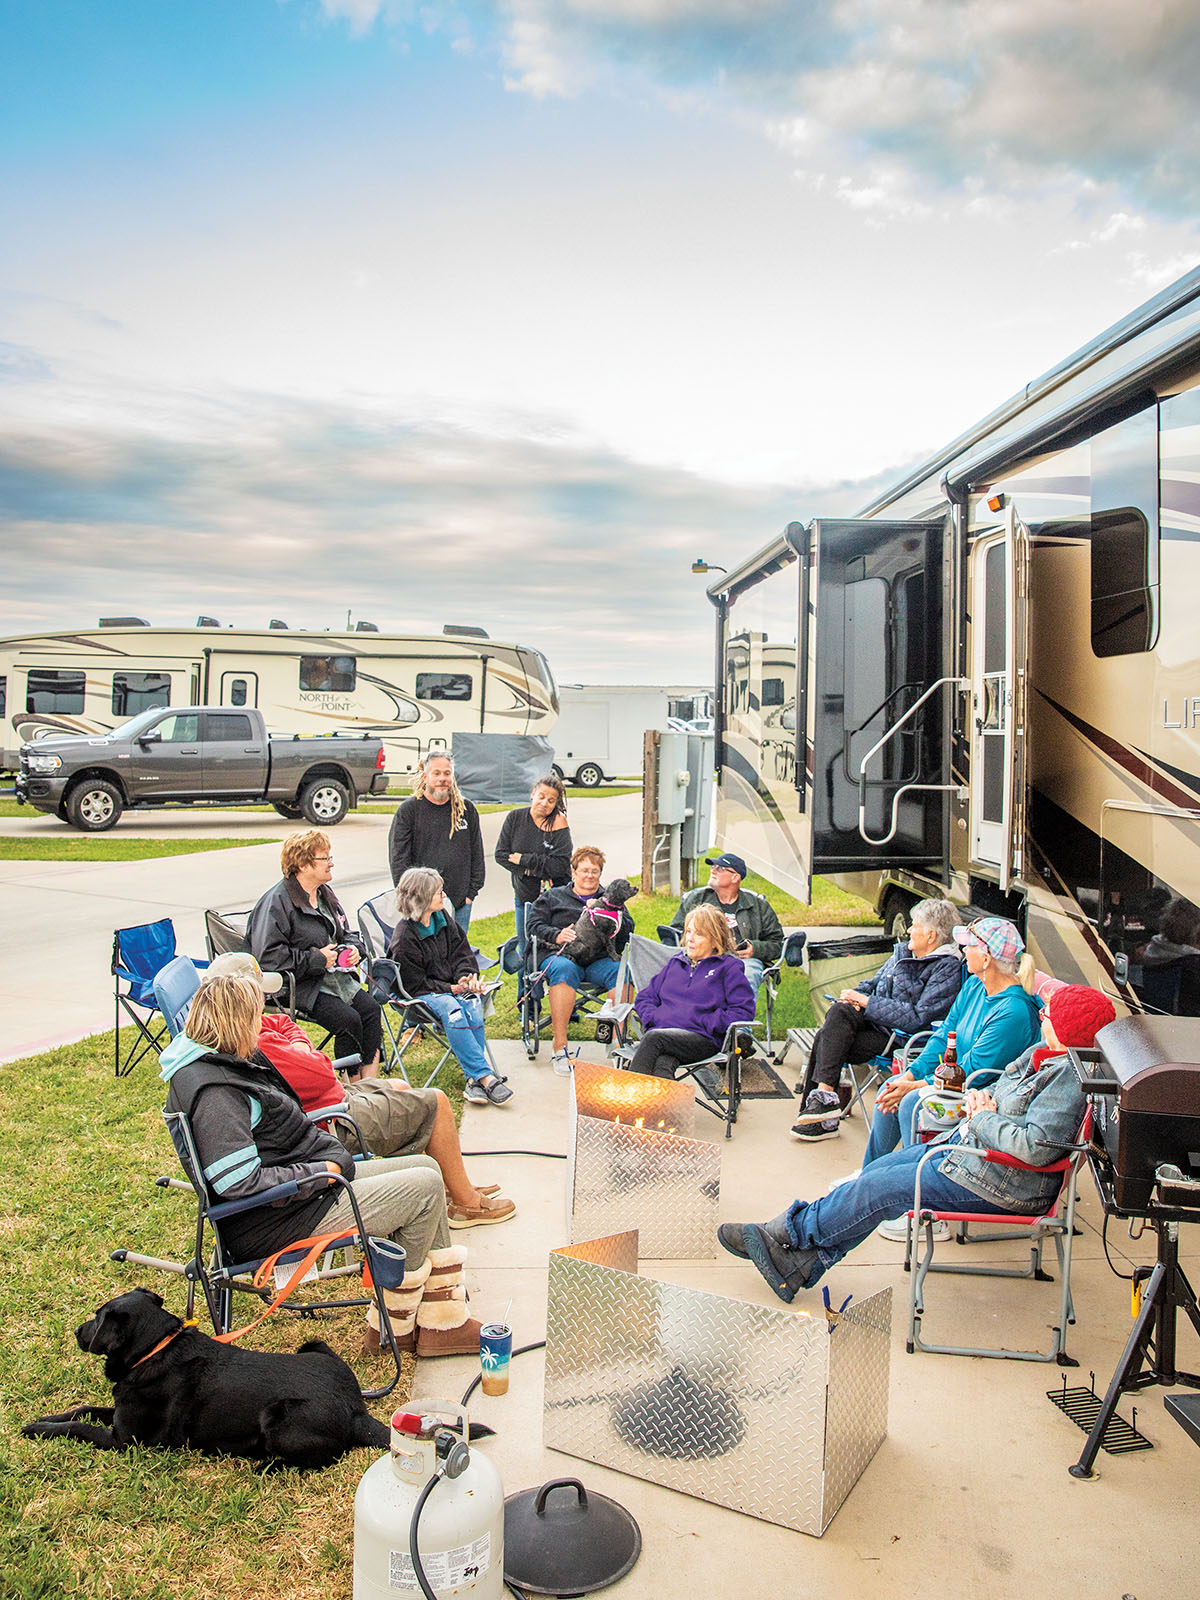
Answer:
[{"left": 108, "top": 708, "right": 169, "bottom": 740}]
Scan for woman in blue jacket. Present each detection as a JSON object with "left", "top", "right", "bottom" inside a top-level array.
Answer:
[{"left": 629, "top": 905, "right": 756, "bottom": 1090}]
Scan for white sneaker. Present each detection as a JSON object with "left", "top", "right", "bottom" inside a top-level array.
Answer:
[
  {"left": 827, "top": 1169, "right": 860, "bottom": 1191},
  {"left": 551, "top": 1049, "right": 574, "bottom": 1076},
  {"left": 878, "top": 1216, "right": 949, "bottom": 1242}
]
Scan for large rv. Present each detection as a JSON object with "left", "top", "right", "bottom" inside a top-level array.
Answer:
[
  {"left": 710, "top": 267, "right": 1200, "bottom": 1022},
  {"left": 0, "top": 624, "right": 558, "bottom": 779}
]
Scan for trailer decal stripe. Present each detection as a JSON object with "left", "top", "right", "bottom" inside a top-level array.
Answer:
[{"left": 1035, "top": 692, "right": 1200, "bottom": 809}]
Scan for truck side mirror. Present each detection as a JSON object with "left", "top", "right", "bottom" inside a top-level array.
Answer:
[{"left": 138, "top": 729, "right": 163, "bottom": 747}]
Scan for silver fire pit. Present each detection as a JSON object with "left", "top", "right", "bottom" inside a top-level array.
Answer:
[
  {"left": 544, "top": 1231, "right": 891, "bottom": 1536},
  {"left": 567, "top": 1062, "right": 720, "bottom": 1260}
]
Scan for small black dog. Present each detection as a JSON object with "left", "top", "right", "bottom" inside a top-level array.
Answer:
[
  {"left": 558, "top": 877, "right": 638, "bottom": 966},
  {"left": 22, "top": 1288, "right": 388, "bottom": 1470}
]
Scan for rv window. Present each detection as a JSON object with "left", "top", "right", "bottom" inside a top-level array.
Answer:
[
  {"left": 1100, "top": 826, "right": 1200, "bottom": 1017},
  {"left": 299, "top": 655, "right": 356, "bottom": 692},
  {"left": 26, "top": 669, "right": 86, "bottom": 715},
  {"left": 112, "top": 672, "right": 171, "bottom": 717},
  {"left": 416, "top": 672, "right": 473, "bottom": 702},
  {"left": 1089, "top": 405, "right": 1159, "bottom": 657},
  {"left": 761, "top": 678, "right": 785, "bottom": 707},
  {"left": 204, "top": 713, "right": 253, "bottom": 741},
  {"left": 228, "top": 678, "right": 248, "bottom": 707},
  {"left": 156, "top": 712, "right": 201, "bottom": 743}
]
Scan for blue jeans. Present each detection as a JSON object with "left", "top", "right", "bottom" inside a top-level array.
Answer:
[
  {"left": 863, "top": 1087, "right": 921, "bottom": 1166},
  {"left": 514, "top": 900, "right": 529, "bottom": 962},
  {"left": 543, "top": 954, "right": 620, "bottom": 991},
  {"left": 743, "top": 957, "right": 764, "bottom": 996},
  {"left": 417, "top": 992, "right": 489, "bottom": 1081},
  {"left": 783, "top": 1142, "right": 1019, "bottom": 1275},
  {"left": 454, "top": 901, "right": 472, "bottom": 934}
]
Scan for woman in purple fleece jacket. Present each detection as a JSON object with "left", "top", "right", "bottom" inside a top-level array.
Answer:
[{"left": 629, "top": 905, "right": 756, "bottom": 1085}]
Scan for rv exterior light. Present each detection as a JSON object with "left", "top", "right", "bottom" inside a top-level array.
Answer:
[
  {"left": 692, "top": 559, "right": 727, "bottom": 575},
  {"left": 987, "top": 493, "right": 1006, "bottom": 512},
  {"left": 196, "top": 616, "right": 221, "bottom": 628},
  {"left": 268, "top": 619, "right": 289, "bottom": 630}
]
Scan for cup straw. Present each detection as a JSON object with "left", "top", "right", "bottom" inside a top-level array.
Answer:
[{"left": 503, "top": 1298, "right": 512, "bottom": 1330}]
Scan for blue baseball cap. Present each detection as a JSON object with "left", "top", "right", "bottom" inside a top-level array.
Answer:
[{"left": 705, "top": 852, "right": 747, "bottom": 878}]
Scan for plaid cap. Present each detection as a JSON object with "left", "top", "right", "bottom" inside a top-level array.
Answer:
[
  {"left": 952, "top": 917, "right": 1024, "bottom": 963},
  {"left": 203, "top": 951, "right": 284, "bottom": 995}
]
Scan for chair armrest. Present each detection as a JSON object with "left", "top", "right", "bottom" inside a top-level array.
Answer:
[
  {"left": 498, "top": 936, "right": 522, "bottom": 975},
  {"left": 981, "top": 1149, "right": 1071, "bottom": 1174},
  {"left": 657, "top": 924, "right": 681, "bottom": 948},
  {"left": 783, "top": 930, "right": 807, "bottom": 966},
  {"left": 307, "top": 1102, "right": 350, "bottom": 1122},
  {"left": 899, "top": 1030, "right": 933, "bottom": 1067},
  {"left": 209, "top": 1180, "right": 301, "bottom": 1220}
]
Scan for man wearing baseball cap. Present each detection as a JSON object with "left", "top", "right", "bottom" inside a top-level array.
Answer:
[
  {"left": 864, "top": 916, "right": 1043, "bottom": 1192},
  {"left": 668, "top": 852, "right": 783, "bottom": 996},
  {"left": 200, "top": 954, "right": 514, "bottom": 1230}
]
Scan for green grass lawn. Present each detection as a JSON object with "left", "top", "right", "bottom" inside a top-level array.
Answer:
[{"left": 0, "top": 838, "right": 276, "bottom": 863}]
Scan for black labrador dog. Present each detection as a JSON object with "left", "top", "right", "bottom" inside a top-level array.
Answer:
[{"left": 23, "top": 1288, "right": 388, "bottom": 1469}]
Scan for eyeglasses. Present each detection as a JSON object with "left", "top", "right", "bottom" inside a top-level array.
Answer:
[{"left": 313, "top": 855, "right": 334, "bottom": 862}]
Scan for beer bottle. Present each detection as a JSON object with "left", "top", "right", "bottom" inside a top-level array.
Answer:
[{"left": 935, "top": 1031, "right": 964, "bottom": 1093}]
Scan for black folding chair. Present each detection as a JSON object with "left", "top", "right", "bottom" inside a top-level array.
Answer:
[
  {"left": 161, "top": 1106, "right": 402, "bottom": 1399},
  {"left": 502, "top": 932, "right": 623, "bottom": 1060},
  {"left": 655, "top": 924, "right": 804, "bottom": 1059}
]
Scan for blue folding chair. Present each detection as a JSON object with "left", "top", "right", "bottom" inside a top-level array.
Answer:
[
  {"left": 112, "top": 919, "right": 192, "bottom": 1077},
  {"left": 154, "top": 956, "right": 205, "bottom": 1039}
]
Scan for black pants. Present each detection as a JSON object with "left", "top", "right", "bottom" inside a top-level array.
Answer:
[
  {"left": 306, "top": 988, "right": 383, "bottom": 1068},
  {"left": 801, "top": 1002, "right": 891, "bottom": 1096},
  {"left": 629, "top": 1027, "right": 716, "bottom": 1080}
]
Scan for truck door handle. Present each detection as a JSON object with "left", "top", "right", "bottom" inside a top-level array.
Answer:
[{"left": 244, "top": 746, "right": 262, "bottom": 753}]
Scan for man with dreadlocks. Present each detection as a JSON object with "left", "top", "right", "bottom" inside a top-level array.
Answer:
[{"left": 389, "top": 753, "right": 486, "bottom": 932}]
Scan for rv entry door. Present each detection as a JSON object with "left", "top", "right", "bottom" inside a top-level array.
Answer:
[{"left": 969, "top": 506, "right": 1029, "bottom": 891}]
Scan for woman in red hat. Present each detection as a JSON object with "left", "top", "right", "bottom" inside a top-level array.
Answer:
[{"left": 720, "top": 984, "right": 1115, "bottom": 1302}]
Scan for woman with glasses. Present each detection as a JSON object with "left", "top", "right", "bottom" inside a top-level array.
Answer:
[
  {"left": 791, "top": 898, "right": 962, "bottom": 1144},
  {"left": 248, "top": 829, "right": 382, "bottom": 1078}
]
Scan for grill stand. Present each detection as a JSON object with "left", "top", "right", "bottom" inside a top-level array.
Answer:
[{"left": 1070, "top": 1219, "right": 1200, "bottom": 1478}]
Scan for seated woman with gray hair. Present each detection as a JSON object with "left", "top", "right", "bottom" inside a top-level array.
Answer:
[
  {"left": 387, "top": 867, "right": 514, "bottom": 1108},
  {"left": 792, "top": 897, "right": 963, "bottom": 1144}
]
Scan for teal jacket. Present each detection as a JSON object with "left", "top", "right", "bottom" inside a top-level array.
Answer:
[{"left": 907, "top": 976, "right": 1042, "bottom": 1084}]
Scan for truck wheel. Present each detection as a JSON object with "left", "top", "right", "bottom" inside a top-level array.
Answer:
[
  {"left": 880, "top": 889, "right": 917, "bottom": 941},
  {"left": 66, "top": 779, "right": 123, "bottom": 832},
  {"left": 300, "top": 779, "right": 349, "bottom": 826},
  {"left": 574, "top": 763, "right": 603, "bottom": 788},
  {"left": 272, "top": 801, "right": 304, "bottom": 820}
]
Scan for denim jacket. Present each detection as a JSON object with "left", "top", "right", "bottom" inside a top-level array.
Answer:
[{"left": 935, "top": 1046, "right": 1087, "bottom": 1211}]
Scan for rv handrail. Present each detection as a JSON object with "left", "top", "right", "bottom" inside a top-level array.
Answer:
[{"left": 856, "top": 676, "right": 967, "bottom": 847}]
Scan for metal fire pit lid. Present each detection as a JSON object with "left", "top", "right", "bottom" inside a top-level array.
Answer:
[{"left": 503, "top": 1477, "right": 642, "bottom": 1596}]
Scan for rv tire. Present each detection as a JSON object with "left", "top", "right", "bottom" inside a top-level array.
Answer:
[
  {"left": 66, "top": 779, "right": 123, "bottom": 832},
  {"left": 574, "top": 763, "right": 603, "bottom": 788},
  {"left": 300, "top": 778, "right": 349, "bottom": 826},
  {"left": 272, "top": 801, "right": 304, "bottom": 820},
  {"left": 880, "top": 889, "right": 918, "bottom": 942}
]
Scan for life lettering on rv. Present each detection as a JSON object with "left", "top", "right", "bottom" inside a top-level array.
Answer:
[{"left": 1160, "top": 697, "right": 1200, "bottom": 730}]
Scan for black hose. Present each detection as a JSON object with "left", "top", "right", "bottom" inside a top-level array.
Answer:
[
  {"left": 460, "top": 1150, "right": 566, "bottom": 1160},
  {"left": 408, "top": 1469, "right": 444, "bottom": 1600},
  {"left": 460, "top": 1341, "right": 547, "bottom": 1407}
]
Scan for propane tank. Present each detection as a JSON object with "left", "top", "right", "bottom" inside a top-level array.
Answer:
[{"left": 353, "top": 1401, "right": 504, "bottom": 1600}]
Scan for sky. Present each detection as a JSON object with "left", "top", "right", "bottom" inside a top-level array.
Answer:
[{"left": 3, "top": 0, "right": 1199, "bottom": 683}]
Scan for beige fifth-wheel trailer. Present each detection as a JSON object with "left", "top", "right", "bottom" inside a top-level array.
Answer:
[
  {"left": 709, "top": 265, "right": 1200, "bottom": 1023},
  {"left": 0, "top": 623, "right": 558, "bottom": 780}
]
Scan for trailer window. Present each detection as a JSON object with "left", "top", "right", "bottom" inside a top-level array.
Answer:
[
  {"left": 1100, "top": 822, "right": 1200, "bottom": 1016},
  {"left": 26, "top": 669, "right": 86, "bottom": 715},
  {"left": 1090, "top": 405, "right": 1159, "bottom": 657},
  {"left": 0, "top": 676, "right": 5, "bottom": 717},
  {"left": 299, "top": 655, "right": 356, "bottom": 692},
  {"left": 227, "top": 678, "right": 247, "bottom": 707},
  {"left": 416, "top": 672, "right": 473, "bottom": 702},
  {"left": 112, "top": 671, "right": 171, "bottom": 717}
]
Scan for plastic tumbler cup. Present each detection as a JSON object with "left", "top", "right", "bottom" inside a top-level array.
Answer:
[{"left": 479, "top": 1322, "right": 512, "bottom": 1395}]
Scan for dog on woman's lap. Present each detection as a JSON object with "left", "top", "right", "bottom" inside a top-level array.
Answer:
[{"left": 558, "top": 877, "right": 637, "bottom": 966}]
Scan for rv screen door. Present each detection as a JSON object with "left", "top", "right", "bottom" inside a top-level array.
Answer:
[
  {"left": 969, "top": 507, "right": 1029, "bottom": 891},
  {"left": 809, "top": 516, "right": 950, "bottom": 877}
]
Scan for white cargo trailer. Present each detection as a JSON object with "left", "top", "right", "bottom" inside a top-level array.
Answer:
[{"left": 551, "top": 684, "right": 712, "bottom": 786}]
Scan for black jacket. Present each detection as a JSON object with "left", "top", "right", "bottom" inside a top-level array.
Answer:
[
  {"left": 247, "top": 877, "right": 361, "bottom": 1013},
  {"left": 163, "top": 1048, "right": 352, "bottom": 1262},
  {"left": 388, "top": 795, "right": 485, "bottom": 907},
  {"left": 388, "top": 913, "right": 480, "bottom": 998},
  {"left": 527, "top": 883, "right": 634, "bottom": 956},
  {"left": 494, "top": 808, "right": 573, "bottom": 904}
]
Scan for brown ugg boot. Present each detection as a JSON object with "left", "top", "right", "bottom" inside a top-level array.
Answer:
[
  {"left": 415, "top": 1245, "right": 483, "bottom": 1358},
  {"left": 363, "top": 1256, "right": 431, "bottom": 1355}
]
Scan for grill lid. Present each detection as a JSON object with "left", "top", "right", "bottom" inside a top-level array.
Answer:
[
  {"left": 503, "top": 1478, "right": 641, "bottom": 1596},
  {"left": 1095, "top": 1016, "right": 1200, "bottom": 1114}
]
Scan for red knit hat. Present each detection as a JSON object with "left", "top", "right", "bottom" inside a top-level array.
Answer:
[{"left": 1047, "top": 985, "right": 1116, "bottom": 1048}]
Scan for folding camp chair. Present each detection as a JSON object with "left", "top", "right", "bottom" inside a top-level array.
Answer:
[
  {"left": 358, "top": 890, "right": 500, "bottom": 1087},
  {"left": 656, "top": 924, "right": 805, "bottom": 1058},
  {"left": 154, "top": 955, "right": 204, "bottom": 1039},
  {"left": 112, "top": 919, "right": 209, "bottom": 1077},
  {"left": 161, "top": 1106, "right": 402, "bottom": 1398},
  {"left": 903, "top": 1110, "right": 1092, "bottom": 1364},
  {"left": 503, "top": 930, "right": 627, "bottom": 1061}
]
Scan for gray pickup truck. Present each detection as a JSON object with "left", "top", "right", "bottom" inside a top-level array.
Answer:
[{"left": 16, "top": 706, "right": 388, "bottom": 831}]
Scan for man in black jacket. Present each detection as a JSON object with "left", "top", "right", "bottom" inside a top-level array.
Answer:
[
  {"left": 388, "top": 754, "right": 485, "bottom": 931},
  {"left": 669, "top": 853, "right": 782, "bottom": 996}
]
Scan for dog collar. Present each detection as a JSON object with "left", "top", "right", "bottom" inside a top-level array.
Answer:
[{"left": 129, "top": 1324, "right": 187, "bottom": 1371}]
